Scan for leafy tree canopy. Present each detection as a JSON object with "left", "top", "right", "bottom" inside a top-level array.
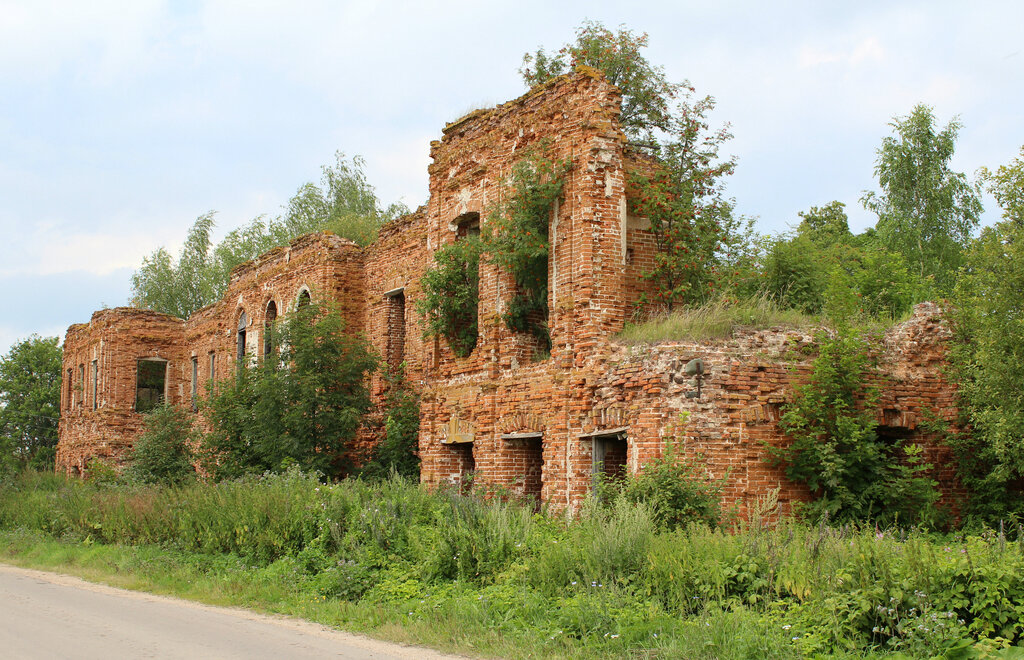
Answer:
[
  {"left": 132, "top": 153, "right": 408, "bottom": 319},
  {"left": 521, "top": 21, "right": 682, "bottom": 143},
  {"left": 0, "top": 335, "right": 62, "bottom": 474},
  {"left": 861, "top": 104, "right": 983, "bottom": 295},
  {"left": 980, "top": 145, "right": 1024, "bottom": 226},
  {"left": 201, "top": 301, "right": 377, "bottom": 480}
]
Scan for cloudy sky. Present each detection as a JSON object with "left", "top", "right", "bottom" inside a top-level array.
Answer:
[{"left": 1, "top": 0, "right": 1021, "bottom": 352}]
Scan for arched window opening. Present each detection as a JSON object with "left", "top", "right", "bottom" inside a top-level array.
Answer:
[
  {"left": 264, "top": 301, "right": 278, "bottom": 356},
  {"left": 297, "top": 289, "right": 311, "bottom": 309},
  {"left": 237, "top": 311, "right": 248, "bottom": 362}
]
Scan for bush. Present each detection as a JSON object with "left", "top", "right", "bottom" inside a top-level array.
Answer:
[
  {"left": 622, "top": 440, "right": 723, "bottom": 530},
  {"left": 125, "top": 405, "right": 196, "bottom": 485},
  {"left": 771, "top": 325, "right": 939, "bottom": 525},
  {"left": 417, "top": 236, "right": 481, "bottom": 358}
]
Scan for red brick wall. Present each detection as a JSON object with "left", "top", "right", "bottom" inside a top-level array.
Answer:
[{"left": 56, "top": 70, "right": 966, "bottom": 520}]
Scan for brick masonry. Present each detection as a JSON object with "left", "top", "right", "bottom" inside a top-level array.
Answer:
[{"left": 57, "top": 70, "right": 964, "bottom": 516}]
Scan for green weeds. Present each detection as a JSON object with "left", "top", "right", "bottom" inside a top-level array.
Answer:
[{"left": 3, "top": 471, "right": 1024, "bottom": 657}]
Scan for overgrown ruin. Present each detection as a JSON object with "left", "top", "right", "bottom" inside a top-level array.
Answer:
[{"left": 57, "top": 69, "right": 962, "bottom": 514}]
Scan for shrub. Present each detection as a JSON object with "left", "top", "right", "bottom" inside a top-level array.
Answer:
[
  {"left": 622, "top": 440, "right": 724, "bottom": 530},
  {"left": 125, "top": 405, "right": 196, "bottom": 485},
  {"left": 417, "top": 236, "right": 481, "bottom": 358},
  {"left": 771, "top": 325, "right": 939, "bottom": 525}
]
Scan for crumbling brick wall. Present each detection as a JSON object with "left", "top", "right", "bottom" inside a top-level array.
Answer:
[
  {"left": 56, "top": 70, "right": 966, "bottom": 518},
  {"left": 57, "top": 308, "right": 185, "bottom": 475}
]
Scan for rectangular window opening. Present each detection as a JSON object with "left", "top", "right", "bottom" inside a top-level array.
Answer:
[
  {"left": 77, "top": 365, "right": 84, "bottom": 408},
  {"left": 385, "top": 290, "right": 406, "bottom": 373},
  {"left": 91, "top": 360, "right": 98, "bottom": 410},
  {"left": 66, "top": 368, "right": 73, "bottom": 409},
  {"left": 208, "top": 351, "right": 216, "bottom": 384},
  {"left": 591, "top": 432, "right": 628, "bottom": 490},
  {"left": 135, "top": 359, "right": 167, "bottom": 413},
  {"left": 190, "top": 357, "right": 199, "bottom": 412}
]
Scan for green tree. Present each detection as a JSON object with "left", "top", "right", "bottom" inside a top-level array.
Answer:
[
  {"left": 418, "top": 236, "right": 482, "bottom": 358},
  {"left": 0, "top": 336, "right": 62, "bottom": 474},
  {"left": 771, "top": 326, "right": 938, "bottom": 524},
  {"left": 202, "top": 301, "right": 377, "bottom": 480},
  {"left": 861, "top": 104, "right": 983, "bottom": 295},
  {"left": 132, "top": 153, "right": 405, "bottom": 318},
  {"left": 950, "top": 156, "right": 1024, "bottom": 518},
  {"left": 125, "top": 405, "right": 196, "bottom": 485},
  {"left": 980, "top": 145, "right": 1024, "bottom": 226},
  {"left": 520, "top": 21, "right": 682, "bottom": 143}
]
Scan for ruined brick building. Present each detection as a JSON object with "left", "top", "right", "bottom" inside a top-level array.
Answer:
[{"left": 57, "top": 69, "right": 962, "bottom": 514}]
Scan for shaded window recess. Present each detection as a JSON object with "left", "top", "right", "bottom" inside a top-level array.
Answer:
[
  {"left": 208, "top": 351, "right": 216, "bottom": 383},
  {"left": 190, "top": 357, "right": 199, "bottom": 412},
  {"left": 297, "top": 289, "right": 311, "bottom": 309},
  {"left": 135, "top": 358, "right": 167, "bottom": 413},
  {"left": 453, "top": 442, "right": 475, "bottom": 492},
  {"left": 453, "top": 211, "right": 480, "bottom": 239},
  {"left": 583, "top": 428, "right": 628, "bottom": 489},
  {"left": 237, "top": 311, "right": 248, "bottom": 362},
  {"left": 66, "top": 368, "right": 73, "bottom": 410},
  {"left": 384, "top": 288, "right": 406, "bottom": 372},
  {"left": 501, "top": 431, "right": 544, "bottom": 504},
  {"left": 77, "top": 365, "right": 84, "bottom": 408},
  {"left": 264, "top": 301, "right": 277, "bottom": 356},
  {"left": 91, "top": 360, "right": 98, "bottom": 410}
]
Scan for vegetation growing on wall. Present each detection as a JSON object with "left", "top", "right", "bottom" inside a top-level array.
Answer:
[
  {"left": 771, "top": 325, "right": 940, "bottom": 525},
  {"left": 417, "top": 236, "right": 481, "bottom": 358},
  {"left": 485, "top": 148, "right": 571, "bottom": 350}
]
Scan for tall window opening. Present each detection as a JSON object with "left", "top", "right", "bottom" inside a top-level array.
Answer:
[
  {"left": 190, "top": 357, "right": 199, "bottom": 411},
  {"left": 385, "top": 289, "right": 406, "bottom": 372},
  {"left": 264, "top": 301, "right": 277, "bottom": 356},
  {"left": 135, "top": 358, "right": 167, "bottom": 413},
  {"left": 66, "top": 368, "right": 73, "bottom": 409},
  {"left": 236, "top": 311, "right": 248, "bottom": 363},
  {"left": 77, "top": 365, "right": 84, "bottom": 408},
  {"left": 297, "top": 289, "right": 311, "bottom": 309},
  {"left": 208, "top": 351, "right": 216, "bottom": 383},
  {"left": 91, "top": 360, "right": 98, "bottom": 410}
]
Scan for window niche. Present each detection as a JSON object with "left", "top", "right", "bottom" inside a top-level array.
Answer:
[
  {"left": 135, "top": 358, "right": 167, "bottom": 413},
  {"left": 91, "top": 360, "right": 98, "bottom": 410},
  {"left": 264, "top": 301, "right": 277, "bottom": 356},
  {"left": 586, "top": 429, "right": 628, "bottom": 490},
  {"left": 236, "top": 311, "right": 248, "bottom": 362},
  {"left": 384, "top": 289, "right": 406, "bottom": 372}
]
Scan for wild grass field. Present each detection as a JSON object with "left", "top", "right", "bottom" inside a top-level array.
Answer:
[{"left": 2, "top": 470, "right": 1023, "bottom": 659}]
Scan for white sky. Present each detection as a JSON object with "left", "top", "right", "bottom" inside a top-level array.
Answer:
[{"left": 1, "top": 0, "right": 1021, "bottom": 352}]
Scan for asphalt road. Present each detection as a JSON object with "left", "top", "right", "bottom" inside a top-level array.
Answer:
[{"left": 0, "top": 564, "right": 465, "bottom": 659}]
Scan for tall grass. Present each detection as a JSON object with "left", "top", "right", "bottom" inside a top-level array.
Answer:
[
  {"left": 3, "top": 470, "right": 1024, "bottom": 657},
  {"left": 618, "top": 295, "right": 818, "bottom": 344}
]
